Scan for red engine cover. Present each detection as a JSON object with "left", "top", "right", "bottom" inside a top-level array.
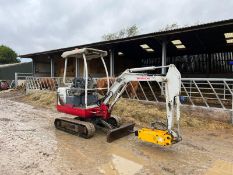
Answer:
[{"left": 56, "top": 103, "right": 111, "bottom": 120}]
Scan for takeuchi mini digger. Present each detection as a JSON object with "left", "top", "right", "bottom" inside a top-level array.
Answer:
[{"left": 54, "top": 48, "right": 182, "bottom": 146}]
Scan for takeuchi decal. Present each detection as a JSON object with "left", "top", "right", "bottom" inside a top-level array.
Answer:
[{"left": 136, "top": 77, "right": 150, "bottom": 80}]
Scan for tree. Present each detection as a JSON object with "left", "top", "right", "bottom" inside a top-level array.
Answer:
[
  {"left": 102, "top": 25, "right": 139, "bottom": 41},
  {"left": 158, "top": 23, "right": 179, "bottom": 32},
  {"left": 0, "top": 45, "right": 19, "bottom": 64},
  {"left": 158, "top": 21, "right": 202, "bottom": 32}
]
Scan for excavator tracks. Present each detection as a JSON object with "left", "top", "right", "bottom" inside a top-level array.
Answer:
[{"left": 54, "top": 117, "right": 95, "bottom": 138}]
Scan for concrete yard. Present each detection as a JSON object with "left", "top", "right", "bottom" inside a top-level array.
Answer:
[{"left": 0, "top": 91, "right": 233, "bottom": 175}]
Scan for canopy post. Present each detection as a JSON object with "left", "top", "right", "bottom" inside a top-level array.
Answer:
[
  {"left": 63, "top": 58, "right": 67, "bottom": 85},
  {"left": 75, "top": 56, "right": 78, "bottom": 77},
  {"left": 83, "top": 53, "right": 88, "bottom": 108},
  {"left": 162, "top": 40, "right": 167, "bottom": 74},
  {"left": 101, "top": 55, "right": 110, "bottom": 92},
  {"left": 109, "top": 49, "right": 115, "bottom": 77},
  {"left": 32, "top": 58, "right": 36, "bottom": 76},
  {"left": 50, "top": 56, "right": 54, "bottom": 77}
]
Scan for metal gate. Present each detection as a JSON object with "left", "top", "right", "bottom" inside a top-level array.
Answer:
[
  {"left": 25, "top": 76, "right": 233, "bottom": 123},
  {"left": 15, "top": 72, "right": 33, "bottom": 87}
]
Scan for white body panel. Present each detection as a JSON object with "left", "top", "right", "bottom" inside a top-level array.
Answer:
[{"left": 57, "top": 87, "right": 69, "bottom": 104}]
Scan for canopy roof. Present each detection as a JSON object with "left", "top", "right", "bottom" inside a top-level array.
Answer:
[
  {"left": 61, "top": 48, "right": 107, "bottom": 60},
  {"left": 20, "top": 19, "right": 233, "bottom": 58}
]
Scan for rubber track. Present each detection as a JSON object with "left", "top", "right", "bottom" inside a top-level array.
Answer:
[{"left": 54, "top": 117, "right": 95, "bottom": 138}]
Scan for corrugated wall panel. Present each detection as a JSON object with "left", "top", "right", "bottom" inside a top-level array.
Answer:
[{"left": 0, "top": 62, "right": 32, "bottom": 80}]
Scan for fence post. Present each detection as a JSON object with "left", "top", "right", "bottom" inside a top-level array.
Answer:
[
  {"left": 190, "top": 81, "right": 192, "bottom": 97},
  {"left": 15, "top": 72, "right": 18, "bottom": 87},
  {"left": 224, "top": 83, "right": 226, "bottom": 100},
  {"left": 25, "top": 77, "right": 28, "bottom": 95},
  {"left": 232, "top": 93, "right": 233, "bottom": 124}
]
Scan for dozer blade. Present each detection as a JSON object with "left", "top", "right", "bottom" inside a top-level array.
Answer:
[{"left": 106, "top": 123, "right": 135, "bottom": 143}]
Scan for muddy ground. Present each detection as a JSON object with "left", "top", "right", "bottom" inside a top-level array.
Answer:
[{"left": 0, "top": 90, "right": 233, "bottom": 175}]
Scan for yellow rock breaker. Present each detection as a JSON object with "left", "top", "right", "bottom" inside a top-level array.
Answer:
[{"left": 54, "top": 48, "right": 181, "bottom": 145}]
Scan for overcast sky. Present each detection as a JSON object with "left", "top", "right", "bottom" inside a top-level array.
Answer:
[{"left": 0, "top": 0, "right": 233, "bottom": 60}]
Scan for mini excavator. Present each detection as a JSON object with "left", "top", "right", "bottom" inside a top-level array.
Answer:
[{"left": 54, "top": 48, "right": 182, "bottom": 146}]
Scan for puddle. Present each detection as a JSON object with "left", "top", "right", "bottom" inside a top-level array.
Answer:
[
  {"left": 99, "top": 154, "right": 143, "bottom": 175},
  {"left": 98, "top": 145, "right": 145, "bottom": 175},
  {"left": 112, "top": 154, "right": 143, "bottom": 175}
]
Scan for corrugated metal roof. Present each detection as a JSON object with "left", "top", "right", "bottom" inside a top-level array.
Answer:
[
  {"left": 0, "top": 62, "right": 31, "bottom": 68},
  {"left": 19, "top": 19, "right": 233, "bottom": 58}
]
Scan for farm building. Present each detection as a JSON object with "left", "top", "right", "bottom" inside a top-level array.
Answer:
[
  {"left": 0, "top": 62, "right": 32, "bottom": 80},
  {"left": 20, "top": 19, "right": 233, "bottom": 78}
]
